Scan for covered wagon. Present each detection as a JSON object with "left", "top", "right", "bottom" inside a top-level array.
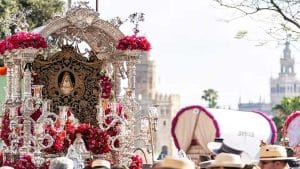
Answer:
[
  {"left": 283, "top": 111, "right": 300, "bottom": 158},
  {"left": 171, "top": 105, "right": 277, "bottom": 164}
]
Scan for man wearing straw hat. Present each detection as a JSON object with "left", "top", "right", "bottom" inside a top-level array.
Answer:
[
  {"left": 206, "top": 152, "right": 246, "bottom": 169},
  {"left": 258, "top": 145, "right": 296, "bottom": 169},
  {"left": 153, "top": 157, "right": 195, "bottom": 169}
]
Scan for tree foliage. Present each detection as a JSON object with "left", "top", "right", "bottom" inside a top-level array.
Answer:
[
  {"left": 201, "top": 89, "right": 218, "bottom": 108},
  {"left": 213, "top": 0, "right": 300, "bottom": 40},
  {"left": 0, "top": 0, "right": 64, "bottom": 38},
  {"left": 0, "top": 0, "right": 64, "bottom": 66}
]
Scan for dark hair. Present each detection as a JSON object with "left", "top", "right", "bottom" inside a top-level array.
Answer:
[
  {"left": 92, "top": 167, "right": 110, "bottom": 169},
  {"left": 243, "top": 164, "right": 255, "bottom": 169},
  {"left": 200, "top": 155, "right": 211, "bottom": 162}
]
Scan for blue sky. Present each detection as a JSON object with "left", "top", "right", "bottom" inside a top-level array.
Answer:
[{"left": 72, "top": 0, "right": 300, "bottom": 109}]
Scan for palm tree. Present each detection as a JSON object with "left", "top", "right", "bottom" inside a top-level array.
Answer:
[
  {"left": 272, "top": 96, "right": 300, "bottom": 142},
  {"left": 273, "top": 96, "right": 300, "bottom": 120},
  {"left": 201, "top": 89, "right": 218, "bottom": 108}
]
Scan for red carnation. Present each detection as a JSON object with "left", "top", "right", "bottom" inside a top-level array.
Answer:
[
  {"left": 0, "top": 32, "right": 47, "bottom": 55},
  {"left": 117, "top": 35, "right": 151, "bottom": 51}
]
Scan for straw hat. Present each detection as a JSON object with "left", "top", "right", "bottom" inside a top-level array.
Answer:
[
  {"left": 92, "top": 159, "right": 111, "bottom": 169},
  {"left": 207, "top": 153, "right": 245, "bottom": 168},
  {"left": 199, "top": 160, "right": 214, "bottom": 169},
  {"left": 259, "top": 145, "right": 296, "bottom": 161},
  {"left": 159, "top": 157, "right": 195, "bottom": 169}
]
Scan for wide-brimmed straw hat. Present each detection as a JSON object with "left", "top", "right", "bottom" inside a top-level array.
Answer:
[
  {"left": 159, "top": 157, "right": 195, "bottom": 169},
  {"left": 259, "top": 145, "right": 296, "bottom": 161},
  {"left": 207, "top": 153, "right": 245, "bottom": 168},
  {"left": 92, "top": 159, "right": 111, "bottom": 169}
]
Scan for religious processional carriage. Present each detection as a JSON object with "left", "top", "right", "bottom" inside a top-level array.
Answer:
[{"left": 0, "top": 2, "right": 153, "bottom": 169}]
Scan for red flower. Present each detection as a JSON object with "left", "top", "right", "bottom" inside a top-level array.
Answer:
[
  {"left": 129, "top": 155, "right": 143, "bottom": 169},
  {"left": 100, "top": 75, "right": 112, "bottom": 99},
  {"left": 1, "top": 111, "right": 11, "bottom": 146},
  {"left": 0, "top": 32, "right": 47, "bottom": 55},
  {"left": 14, "top": 155, "right": 36, "bottom": 169},
  {"left": 30, "top": 109, "right": 42, "bottom": 121},
  {"left": 117, "top": 35, "right": 151, "bottom": 51}
]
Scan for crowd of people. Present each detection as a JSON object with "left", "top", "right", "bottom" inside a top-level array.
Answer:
[
  {"left": 153, "top": 143, "right": 300, "bottom": 169},
  {"left": 0, "top": 140, "right": 298, "bottom": 169}
]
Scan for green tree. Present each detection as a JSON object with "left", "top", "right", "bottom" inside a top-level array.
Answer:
[
  {"left": 201, "top": 89, "right": 218, "bottom": 108},
  {"left": 0, "top": 0, "right": 64, "bottom": 66},
  {"left": 0, "top": 0, "right": 64, "bottom": 38},
  {"left": 272, "top": 96, "right": 300, "bottom": 142}
]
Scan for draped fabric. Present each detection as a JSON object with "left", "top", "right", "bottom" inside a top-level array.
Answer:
[
  {"left": 194, "top": 111, "right": 216, "bottom": 153},
  {"left": 174, "top": 108, "right": 198, "bottom": 152}
]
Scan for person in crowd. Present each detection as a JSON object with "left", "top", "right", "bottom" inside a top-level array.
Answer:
[
  {"left": 206, "top": 152, "right": 245, "bottom": 169},
  {"left": 91, "top": 159, "right": 111, "bottom": 169},
  {"left": 207, "top": 138, "right": 243, "bottom": 155},
  {"left": 243, "top": 164, "right": 261, "bottom": 169},
  {"left": 151, "top": 160, "right": 165, "bottom": 169},
  {"left": 279, "top": 137, "right": 300, "bottom": 168},
  {"left": 199, "top": 155, "right": 213, "bottom": 169},
  {"left": 157, "top": 145, "right": 168, "bottom": 160},
  {"left": 49, "top": 157, "right": 74, "bottom": 169},
  {"left": 154, "top": 157, "right": 195, "bottom": 169},
  {"left": 258, "top": 145, "right": 296, "bottom": 169}
]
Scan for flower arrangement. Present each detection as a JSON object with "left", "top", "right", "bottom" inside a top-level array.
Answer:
[
  {"left": 129, "top": 155, "right": 143, "bottom": 169},
  {"left": 0, "top": 32, "right": 47, "bottom": 55},
  {"left": 117, "top": 35, "right": 151, "bottom": 51}
]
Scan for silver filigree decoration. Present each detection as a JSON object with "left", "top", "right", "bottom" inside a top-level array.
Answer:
[
  {"left": 109, "top": 17, "right": 127, "bottom": 29},
  {"left": 66, "top": 1, "right": 99, "bottom": 29},
  {"left": 129, "top": 13, "right": 145, "bottom": 35}
]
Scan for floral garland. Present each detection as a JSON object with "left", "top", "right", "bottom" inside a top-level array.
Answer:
[
  {"left": 117, "top": 35, "right": 151, "bottom": 51},
  {"left": 100, "top": 74, "right": 113, "bottom": 99},
  {"left": 0, "top": 111, "right": 11, "bottom": 146},
  {"left": 0, "top": 32, "right": 47, "bottom": 55}
]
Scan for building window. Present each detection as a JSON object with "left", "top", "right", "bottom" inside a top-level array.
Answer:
[
  {"left": 271, "top": 87, "right": 276, "bottom": 93},
  {"left": 163, "top": 121, "right": 166, "bottom": 126},
  {"left": 280, "top": 87, "right": 285, "bottom": 93}
]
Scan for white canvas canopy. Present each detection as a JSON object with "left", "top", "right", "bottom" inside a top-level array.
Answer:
[{"left": 171, "top": 105, "right": 277, "bottom": 159}]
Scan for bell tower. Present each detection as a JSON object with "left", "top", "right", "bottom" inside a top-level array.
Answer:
[
  {"left": 270, "top": 35, "right": 300, "bottom": 106},
  {"left": 279, "top": 40, "right": 295, "bottom": 76}
]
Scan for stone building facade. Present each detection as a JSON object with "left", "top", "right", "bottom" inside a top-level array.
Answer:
[{"left": 135, "top": 54, "right": 180, "bottom": 158}]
